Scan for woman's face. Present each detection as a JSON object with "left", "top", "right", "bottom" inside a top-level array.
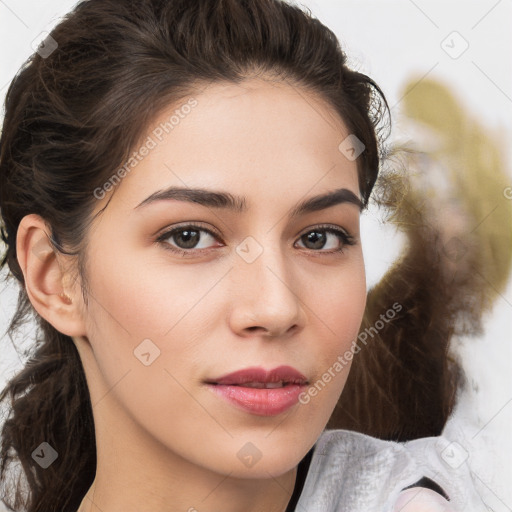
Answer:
[{"left": 73, "top": 77, "right": 367, "bottom": 480}]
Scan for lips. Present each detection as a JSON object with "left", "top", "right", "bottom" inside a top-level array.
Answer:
[
  {"left": 204, "top": 365, "right": 309, "bottom": 416},
  {"left": 205, "top": 365, "right": 308, "bottom": 387}
]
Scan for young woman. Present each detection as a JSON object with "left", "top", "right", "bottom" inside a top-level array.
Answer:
[{"left": 0, "top": 0, "right": 495, "bottom": 511}]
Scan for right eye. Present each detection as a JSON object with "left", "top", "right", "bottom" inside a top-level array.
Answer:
[{"left": 156, "top": 223, "right": 223, "bottom": 256}]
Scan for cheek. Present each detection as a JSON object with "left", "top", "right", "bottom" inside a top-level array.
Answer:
[
  {"left": 82, "top": 247, "right": 237, "bottom": 417},
  {"left": 301, "top": 255, "right": 366, "bottom": 409},
  {"left": 314, "top": 257, "right": 366, "bottom": 354},
  {"left": 85, "top": 248, "right": 215, "bottom": 340},
  {"left": 81, "top": 254, "right": 217, "bottom": 441}
]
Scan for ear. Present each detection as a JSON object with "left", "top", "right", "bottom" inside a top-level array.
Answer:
[{"left": 16, "top": 214, "right": 86, "bottom": 337}]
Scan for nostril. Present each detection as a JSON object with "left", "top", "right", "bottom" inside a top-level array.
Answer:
[{"left": 246, "top": 326, "right": 274, "bottom": 335}]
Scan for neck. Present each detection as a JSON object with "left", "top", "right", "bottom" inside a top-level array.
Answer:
[{"left": 76, "top": 385, "right": 297, "bottom": 512}]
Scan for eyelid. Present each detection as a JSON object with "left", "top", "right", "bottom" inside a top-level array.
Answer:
[
  {"left": 298, "top": 223, "right": 352, "bottom": 238},
  {"left": 154, "top": 221, "right": 221, "bottom": 239}
]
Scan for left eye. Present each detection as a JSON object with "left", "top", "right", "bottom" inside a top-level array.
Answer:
[
  {"left": 296, "top": 226, "right": 355, "bottom": 252},
  {"left": 156, "top": 224, "right": 355, "bottom": 255}
]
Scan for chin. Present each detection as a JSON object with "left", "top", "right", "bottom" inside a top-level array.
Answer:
[
  {"left": 234, "top": 439, "right": 309, "bottom": 478},
  {"left": 224, "top": 456, "right": 300, "bottom": 480}
]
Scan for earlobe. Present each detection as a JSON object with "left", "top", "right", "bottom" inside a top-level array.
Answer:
[{"left": 16, "top": 214, "right": 86, "bottom": 337}]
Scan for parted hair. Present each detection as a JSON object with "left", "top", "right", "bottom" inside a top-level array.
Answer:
[{"left": 0, "top": 0, "right": 482, "bottom": 511}]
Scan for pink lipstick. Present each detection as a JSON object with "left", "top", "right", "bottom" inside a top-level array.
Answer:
[{"left": 205, "top": 365, "right": 308, "bottom": 416}]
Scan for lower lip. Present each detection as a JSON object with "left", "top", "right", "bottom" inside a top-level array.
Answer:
[{"left": 206, "top": 384, "right": 306, "bottom": 416}]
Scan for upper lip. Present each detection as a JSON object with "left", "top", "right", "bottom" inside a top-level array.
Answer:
[{"left": 205, "top": 365, "right": 308, "bottom": 386}]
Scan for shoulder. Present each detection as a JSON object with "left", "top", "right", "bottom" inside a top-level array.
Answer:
[
  {"left": 293, "top": 429, "right": 487, "bottom": 512},
  {"left": 392, "top": 487, "right": 455, "bottom": 511}
]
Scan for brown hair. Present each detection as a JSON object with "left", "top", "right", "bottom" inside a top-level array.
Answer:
[{"left": 1, "top": 0, "right": 500, "bottom": 510}]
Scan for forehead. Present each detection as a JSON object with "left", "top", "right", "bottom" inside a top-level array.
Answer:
[
  {"left": 94, "top": 77, "right": 360, "bottom": 213},
  {"left": 185, "top": 77, "right": 350, "bottom": 145}
]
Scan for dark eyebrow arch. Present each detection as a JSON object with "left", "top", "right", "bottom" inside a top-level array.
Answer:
[{"left": 134, "top": 186, "right": 363, "bottom": 215}]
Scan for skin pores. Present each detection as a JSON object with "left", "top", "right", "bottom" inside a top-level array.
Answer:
[{"left": 72, "top": 77, "right": 367, "bottom": 512}]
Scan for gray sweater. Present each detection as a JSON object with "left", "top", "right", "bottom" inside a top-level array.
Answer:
[{"left": 290, "top": 429, "right": 487, "bottom": 511}]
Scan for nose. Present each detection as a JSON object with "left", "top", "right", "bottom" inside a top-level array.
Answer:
[{"left": 227, "top": 241, "right": 306, "bottom": 339}]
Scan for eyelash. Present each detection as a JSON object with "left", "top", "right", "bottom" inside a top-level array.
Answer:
[{"left": 155, "top": 222, "right": 356, "bottom": 257}]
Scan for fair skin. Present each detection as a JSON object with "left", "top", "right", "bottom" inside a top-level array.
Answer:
[{"left": 16, "top": 78, "right": 367, "bottom": 512}]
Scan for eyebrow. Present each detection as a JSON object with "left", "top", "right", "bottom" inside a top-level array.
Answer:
[{"left": 134, "top": 186, "right": 363, "bottom": 215}]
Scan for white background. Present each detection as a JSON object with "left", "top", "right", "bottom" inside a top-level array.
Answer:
[{"left": 1, "top": 0, "right": 511, "bottom": 509}]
